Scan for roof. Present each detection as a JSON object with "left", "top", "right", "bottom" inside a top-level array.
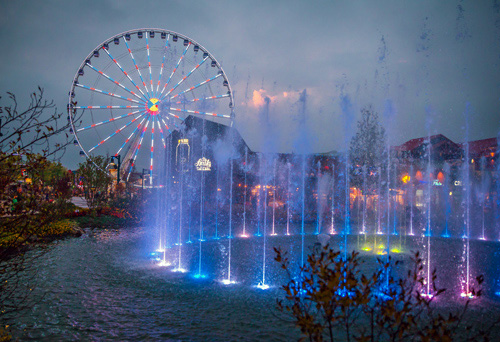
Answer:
[
  {"left": 393, "top": 134, "right": 460, "bottom": 152},
  {"left": 463, "top": 137, "right": 498, "bottom": 155}
]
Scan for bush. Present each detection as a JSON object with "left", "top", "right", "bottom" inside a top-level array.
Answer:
[
  {"left": 0, "top": 327, "right": 11, "bottom": 342},
  {"left": 108, "top": 195, "right": 144, "bottom": 223},
  {"left": 65, "top": 208, "right": 90, "bottom": 218},
  {"left": 39, "top": 219, "right": 79, "bottom": 238},
  {"left": 275, "top": 245, "right": 496, "bottom": 342},
  {"left": 73, "top": 214, "right": 128, "bottom": 229}
]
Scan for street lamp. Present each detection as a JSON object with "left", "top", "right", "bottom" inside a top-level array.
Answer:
[
  {"left": 109, "top": 155, "right": 121, "bottom": 184},
  {"left": 141, "top": 168, "right": 148, "bottom": 190}
]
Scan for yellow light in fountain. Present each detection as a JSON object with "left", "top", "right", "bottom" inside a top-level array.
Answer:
[
  {"left": 361, "top": 246, "right": 372, "bottom": 251},
  {"left": 390, "top": 248, "right": 401, "bottom": 253}
]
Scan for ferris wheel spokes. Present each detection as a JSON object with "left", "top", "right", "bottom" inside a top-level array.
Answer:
[
  {"left": 146, "top": 32, "right": 154, "bottom": 94},
  {"left": 156, "top": 116, "right": 167, "bottom": 148},
  {"left": 156, "top": 34, "right": 170, "bottom": 96},
  {"left": 115, "top": 116, "right": 147, "bottom": 157},
  {"left": 169, "top": 73, "right": 223, "bottom": 101},
  {"left": 74, "top": 83, "right": 144, "bottom": 104},
  {"left": 71, "top": 29, "right": 234, "bottom": 184},
  {"left": 160, "top": 117, "right": 175, "bottom": 133},
  {"left": 158, "top": 42, "right": 191, "bottom": 98},
  {"left": 172, "top": 93, "right": 230, "bottom": 106},
  {"left": 85, "top": 63, "right": 145, "bottom": 101},
  {"left": 165, "top": 112, "right": 187, "bottom": 129},
  {"left": 150, "top": 116, "right": 155, "bottom": 185},
  {"left": 102, "top": 47, "right": 149, "bottom": 102},
  {"left": 88, "top": 112, "right": 147, "bottom": 153},
  {"left": 161, "top": 56, "right": 209, "bottom": 100},
  {"left": 170, "top": 107, "right": 230, "bottom": 119},
  {"left": 123, "top": 36, "right": 152, "bottom": 100},
  {"left": 74, "top": 105, "right": 142, "bottom": 109},
  {"left": 126, "top": 115, "right": 152, "bottom": 182},
  {"left": 76, "top": 110, "right": 143, "bottom": 132}
]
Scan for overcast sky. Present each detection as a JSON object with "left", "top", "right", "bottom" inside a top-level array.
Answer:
[{"left": 1, "top": 0, "right": 499, "bottom": 168}]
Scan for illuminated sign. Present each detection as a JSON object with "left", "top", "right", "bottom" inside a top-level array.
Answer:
[
  {"left": 176, "top": 139, "right": 190, "bottom": 172},
  {"left": 454, "top": 180, "right": 462, "bottom": 186},
  {"left": 195, "top": 157, "right": 211, "bottom": 171},
  {"left": 432, "top": 180, "right": 442, "bottom": 186}
]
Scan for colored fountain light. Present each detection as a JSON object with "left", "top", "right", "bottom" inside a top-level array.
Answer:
[
  {"left": 255, "top": 283, "right": 270, "bottom": 290},
  {"left": 172, "top": 268, "right": 188, "bottom": 273},
  {"left": 70, "top": 29, "right": 500, "bottom": 320},
  {"left": 221, "top": 279, "right": 236, "bottom": 285},
  {"left": 460, "top": 292, "right": 475, "bottom": 299},
  {"left": 158, "top": 260, "right": 171, "bottom": 267}
]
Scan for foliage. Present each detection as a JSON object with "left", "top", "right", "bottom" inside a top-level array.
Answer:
[
  {"left": 76, "top": 155, "right": 112, "bottom": 213},
  {"left": 275, "top": 246, "right": 495, "bottom": 342},
  {"left": 0, "top": 88, "right": 72, "bottom": 320},
  {"left": 349, "top": 107, "right": 387, "bottom": 189},
  {"left": 0, "top": 327, "right": 11, "bottom": 342},
  {"left": 0, "top": 87, "right": 70, "bottom": 159},
  {"left": 38, "top": 219, "right": 79, "bottom": 238},
  {"left": 40, "top": 160, "right": 71, "bottom": 195},
  {"left": 108, "top": 193, "right": 145, "bottom": 224},
  {"left": 73, "top": 215, "right": 128, "bottom": 229}
]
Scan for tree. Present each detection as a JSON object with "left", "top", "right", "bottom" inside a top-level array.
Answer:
[
  {"left": 275, "top": 246, "right": 497, "bottom": 342},
  {"left": 76, "top": 155, "right": 112, "bottom": 212},
  {"left": 349, "top": 107, "right": 387, "bottom": 189},
  {"left": 0, "top": 88, "right": 73, "bottom": 326}
]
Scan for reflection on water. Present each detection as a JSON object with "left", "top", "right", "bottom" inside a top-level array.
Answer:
[
  {"left": 7, "top": 228, "right": 500, "bottom": 341},
  {"left": 8, "top": 228, "right": 295, "bottom": 341}
]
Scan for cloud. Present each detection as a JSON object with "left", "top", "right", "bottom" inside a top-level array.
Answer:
[{"left": 0, "top": 0, "right": 499, "bottom": 169}]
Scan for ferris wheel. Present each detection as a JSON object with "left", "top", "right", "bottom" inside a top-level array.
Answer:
[{"left": 68, "top": 29, "right": 234, "bottom": 186}]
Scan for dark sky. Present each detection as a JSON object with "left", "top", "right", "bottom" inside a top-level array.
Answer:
[{"left": 1, "top": 0, "right": 499, "bottom": 169}]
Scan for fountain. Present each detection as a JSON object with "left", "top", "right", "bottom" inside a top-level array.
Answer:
[
  {"left": 316, "top": 161, "right": 321, "bottom": 235},
  {"left": 136, "top": 21, "right": 499, "bottom": 304},
  {"left": 241, "top": 146, "right": 248, "bottom": 238},
  {"left": 330, "top": 164, "right": 336, "bottom": 235},
  {"left": 271, "top": 157, "right": 277, "bottom": 236}
]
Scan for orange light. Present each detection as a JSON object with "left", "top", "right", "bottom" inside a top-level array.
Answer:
[
  {"left": 401, "top": 175, "right": 410, "bottom": 184},
  {"left": 437, "top": 171, "right": 444, "bottom": 183},
  {"left": 415, "top": 171, "right": 423, "bottom": 181}
]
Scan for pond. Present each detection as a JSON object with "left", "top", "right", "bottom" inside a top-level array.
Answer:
[{"left": 6, "top": 228, "right": 500, "bottom": 341}]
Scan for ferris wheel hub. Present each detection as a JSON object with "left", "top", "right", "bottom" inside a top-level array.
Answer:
[
  {"left": 147, "top": 98, "right": 160, "bottom": 114},
  {"left": 69, "top": 28, "right": 234, "bottom": 185}
]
